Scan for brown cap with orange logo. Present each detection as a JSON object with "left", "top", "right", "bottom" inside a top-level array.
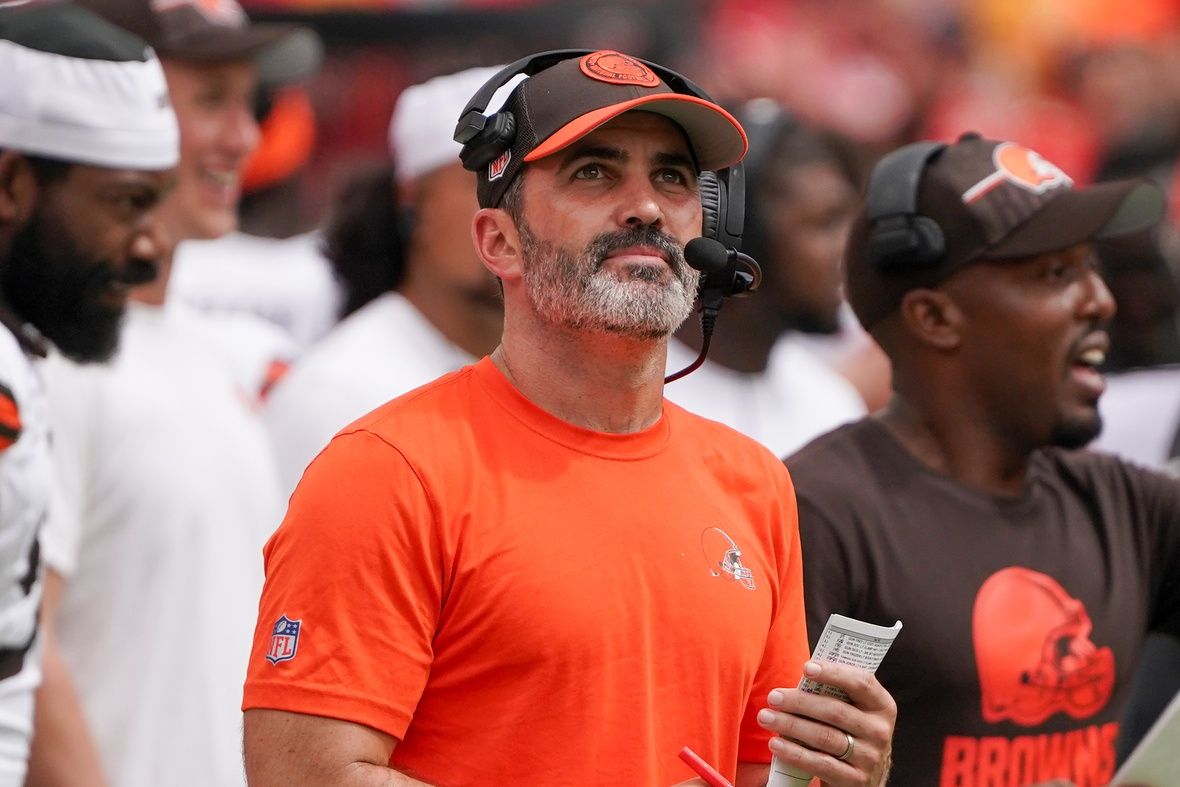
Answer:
[
  {"left": 845, "top": 132, "right": 1165, "bottom": 328},
  {"left": 77, "top": 0, "right": 321, "bottom": 86},
  {"left": 475, "top": 50, "right": 747, "bottom": 209}
]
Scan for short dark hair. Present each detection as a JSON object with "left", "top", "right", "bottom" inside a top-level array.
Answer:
[
  {"left": 322, "top": 164, "right": 406, "bottom": 319},
  {"left": 499, "top": 171, "right": 525, "bottom": 226}
]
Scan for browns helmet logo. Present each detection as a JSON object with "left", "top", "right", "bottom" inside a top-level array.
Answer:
[
  {"left": 962, "top": 142, "right": 1073, "bottom": 204},
  {"left": 579, "top": 50, "right": 661, "bottom": 88},
  {"left": 700, "top": 527, "right": 756, "bottom": 590},
  {"left": 487, "top": 149, "right": 511, "bottom": 181},
  {"left": 973, "top": 567, "right": 1114, "bottom": 727}
]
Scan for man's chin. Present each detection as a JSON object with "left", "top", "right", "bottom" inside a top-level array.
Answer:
[
  {"left": 47, "top": 313, "right": 124, "bottom": 364},
  {"left": 1049, "top": 414, "right": 1103, "bottom": 450}
]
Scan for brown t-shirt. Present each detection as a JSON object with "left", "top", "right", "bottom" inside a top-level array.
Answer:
[{"left": 788, "top": 418, "right": 1180, "bottom": 787}]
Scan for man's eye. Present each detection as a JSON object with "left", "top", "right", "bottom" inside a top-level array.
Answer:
[
  {"left": 108, "top": 192, "right": 155, "bottom": 214},
  {"left": 574, "top": 164, "right": 603, "bottom": 180},
  {"left": 656, "top": 169, "right": 687, "bottom": 185},
  {"left": 195, "top": 91, "right": 227, "bottom": 110}
]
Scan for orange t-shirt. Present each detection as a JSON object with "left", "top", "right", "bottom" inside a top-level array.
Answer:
[{"left": 244, "top": 357, "right": 809, "bottom": 786}]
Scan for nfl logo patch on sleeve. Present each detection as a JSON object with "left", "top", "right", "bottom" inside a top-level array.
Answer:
[{"left": 266, "top": 615, "right": 301, "bottom": 665}]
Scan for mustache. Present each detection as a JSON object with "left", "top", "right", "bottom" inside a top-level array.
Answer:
[
  {"left": 109, "top": 259, "right": 159, "bottom": 287},
  {"left": 586, "top": 227, "right": 687, "bottom": 272}
]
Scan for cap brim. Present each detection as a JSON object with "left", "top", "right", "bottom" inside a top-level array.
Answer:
[
  {"left": 522, "top": 93, "right": 748, "bottom": 172},
  {"left": 159, "top": 24, "right": 321, "bottom": 86},
  {"left": 988, "top": 178, "right": 1165, "bottom": 259}
]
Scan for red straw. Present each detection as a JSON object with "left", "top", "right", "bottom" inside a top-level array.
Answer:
[{"left": 678, "top": 746, "right": 735, "bottom": 787}]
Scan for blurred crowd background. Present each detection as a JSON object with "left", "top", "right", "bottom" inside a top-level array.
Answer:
[{"left": 223, "top": 0, "right": 1180, "bottom": 373}]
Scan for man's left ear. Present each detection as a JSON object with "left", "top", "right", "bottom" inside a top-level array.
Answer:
[
  {"left": 0, "top": 152, "right": 37, "bottom": 227},
  {"left": 472, "top": 207, "right": 523, "bottom": 282}
]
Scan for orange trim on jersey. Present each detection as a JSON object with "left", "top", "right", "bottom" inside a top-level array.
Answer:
[
  {"left": 0, "top": 383, "right": 20, "bottom": 450},
  {"left": 259, "top": 359, "right": 290, "bottom": 401}
]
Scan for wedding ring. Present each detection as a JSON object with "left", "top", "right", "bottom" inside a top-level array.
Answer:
[{"left": 837, "top": 732, "right": 855, "bottom": 762}]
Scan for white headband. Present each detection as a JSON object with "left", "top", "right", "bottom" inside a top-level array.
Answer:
[{"left": 0, "top": 38, "right": 178, "bottom": 170}]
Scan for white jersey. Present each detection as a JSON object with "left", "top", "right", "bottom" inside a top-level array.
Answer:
[
  {"left": 169, "top": 231, "right": 342, "bottom": 351},
  {"left": 1095, "top": 365, "right": 1180, "bottom": 475},
  {"left": 39, "top": 302, "right": 285, "bottom": 787},
  {"left": 264, "top": 291, "right": 474, "bottom": 496},
  {"left": 664, "top": 333, "right": 867, "bottom": 460},
  {"left": 0, "top": 327, "right": 46, "bottom": 786}
]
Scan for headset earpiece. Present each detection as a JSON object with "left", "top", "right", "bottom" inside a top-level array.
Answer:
[
  {"left": 866, "top": 141, "right": 947, "bottom": 273},
  {"left": 458, "top": 111, "right": 515, "bottom": 172},
  {"left": 699, "top": 170, "right": 722, "bottom": 245}
]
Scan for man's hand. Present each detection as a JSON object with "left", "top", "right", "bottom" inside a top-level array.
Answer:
[{"left": 756, "top": 660, "right": 896, "bottom": 787}]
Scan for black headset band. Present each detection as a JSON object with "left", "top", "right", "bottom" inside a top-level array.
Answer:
[
  {"left": 453, "top": 49, "right": 716, "bottom": 146},
  {"left": 867, "top": 141, "right": 946, "bottom": 221}
]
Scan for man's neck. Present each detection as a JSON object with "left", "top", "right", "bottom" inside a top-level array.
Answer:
[
  {"left": 493, "top": 312, "right": 668, "bottom": 434},
  {"left": 875, "top": 393, "right": 1034, "bottom": 498}
]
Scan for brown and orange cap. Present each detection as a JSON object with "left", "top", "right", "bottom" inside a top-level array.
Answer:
[
  {"left": 846, "top": 133, "right": 1166, "bottom": 328},
  {"left": 475, "top": 50, "right": 748, "bottom": 209},
  {"left": 78, "top": 0, "right": 320, "bottom": 86}
]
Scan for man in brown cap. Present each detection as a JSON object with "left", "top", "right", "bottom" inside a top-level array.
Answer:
[
  {"left": 788, "top": 132, "right": 1178, "bottom": 786},
  {"left": 30, "top": 2, "right": 318, "bottom": 787},
  {"left": 241, "top": 50, "right": 896, "bottom": 787}
]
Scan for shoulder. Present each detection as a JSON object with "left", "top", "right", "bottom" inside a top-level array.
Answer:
[
  {"left": 1043, "top": 447, "right": 1179, "bottom": 495},
  {"left": 786, "top": 419, "right": 877, "bottom": 486},
  {"left": 0, "top": 333, "right": 30, "bottom": 451},
  {"left": 337, "top": 364, "right": 482, "bottom": 451},
  {"left": 666, "top": 400, "right": 792, "bottom": 471}
]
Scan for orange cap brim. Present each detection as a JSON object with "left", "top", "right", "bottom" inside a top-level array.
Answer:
[{"left": 523, "top": 93, "right": 749, "bottom": 171}]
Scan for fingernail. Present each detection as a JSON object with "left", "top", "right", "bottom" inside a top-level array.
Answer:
[
  {"left": 768, "top": 689, "right": 784, "bottom": 705},
  {"left": 757, "top": 709, "right": 775, "bottom": 725},
  {"left": 804, "top": 660, "right": 822, "bottom": 676}
]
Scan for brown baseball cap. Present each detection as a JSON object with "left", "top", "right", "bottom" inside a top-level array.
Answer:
[
  {"left": 77, "top": 0, "right": 320, "bottom": 86},
  {"left": 473, "top": 50, "right": 748, "bottom": 209},
  {"left": 845, "top": 133, "right": 1166, "bottom": 328}
]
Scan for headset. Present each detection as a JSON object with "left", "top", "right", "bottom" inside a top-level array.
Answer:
[
  {"left": 453, "top": 49, "right": 757, "bottom": 299},
  {"left": 866, "top": 140, "right": 948, "bottom": 273}
]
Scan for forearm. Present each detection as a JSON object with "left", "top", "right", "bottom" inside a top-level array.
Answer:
[
  {"left": 25, "top": 632, "right": 109, "bottom": 787},
  {"left": 244, "top": 709, "right": 432, "bottom": 787},
  {"left": 248, "top": 761, "right": 434, "bottom": 787},
  {"left": 332, "top": 765, "right": 435, "bottom": 787}
]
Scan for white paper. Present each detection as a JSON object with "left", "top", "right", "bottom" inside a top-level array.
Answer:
[{"left": 768, "top": 614, "right": 903, "bottom": 786}]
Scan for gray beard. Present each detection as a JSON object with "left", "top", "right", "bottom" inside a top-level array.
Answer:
[{"left": 518, "top": 223, "right": 699, "bottom": 341}]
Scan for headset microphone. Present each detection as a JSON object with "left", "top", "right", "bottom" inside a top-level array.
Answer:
[{"left": 666, "top": 238, "right": 763, "bottom": 384}]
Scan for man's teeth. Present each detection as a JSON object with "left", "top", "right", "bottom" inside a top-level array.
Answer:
[
  {"left": 204, "top": 171, "right": 237, "bottom": 187},
  {"left": 1077, "top": 348, "right": 1106, "bottom": 367}
]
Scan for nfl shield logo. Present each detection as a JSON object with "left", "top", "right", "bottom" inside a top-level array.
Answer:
[
  {"left": 266, "top": 615, "right": 301, "bottom": 665},
  {"left": 487, "top": 149, "right": 511, "bottom": 181}
]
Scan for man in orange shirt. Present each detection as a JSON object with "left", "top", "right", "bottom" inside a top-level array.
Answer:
[{"left": 242, "top": 50, "right": 896, "bottom": 787}]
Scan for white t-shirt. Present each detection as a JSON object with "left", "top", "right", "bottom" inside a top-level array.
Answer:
[
  {"left": 264, "top": 291, "right": 474, "bottom": 496},
  {"left": 39, "top": 303, "right": 285, "bottom": 787},
  {"left": 664, "top": 333, "right": 866, "bottom": 460},
  {"left": 169, "top": 231, "right": 342, "bottom": 351},
  {"left": 1095, "top": 365, "right": 1180, "bottom": 474},
  {"left": 0, "top": 328, "right": 48, "bottom": 786}
]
